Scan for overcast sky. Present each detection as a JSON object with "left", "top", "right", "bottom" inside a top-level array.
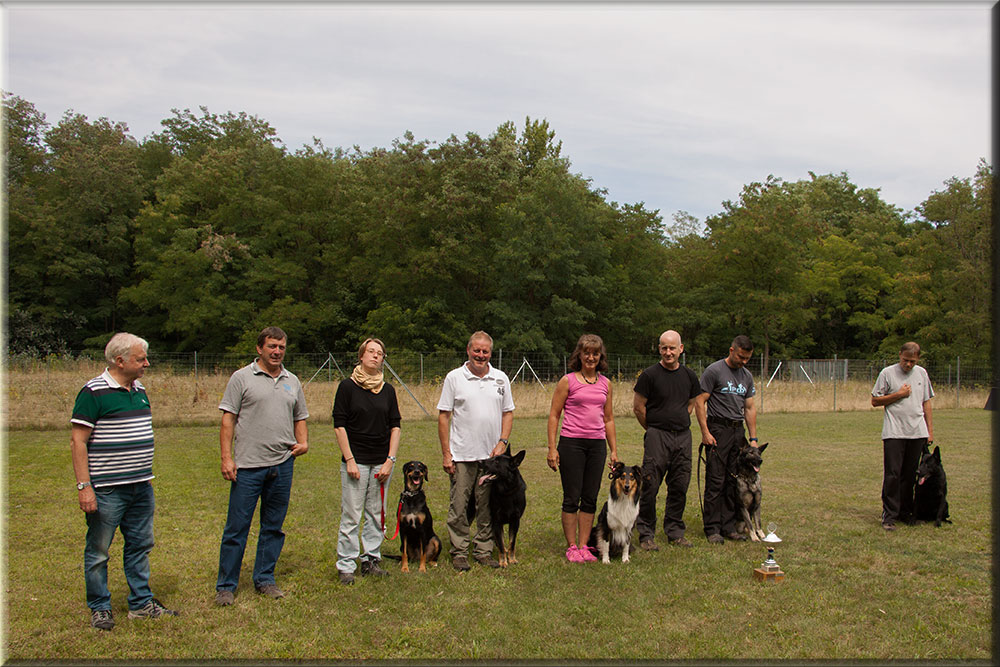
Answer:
[{"left": 2, "top": 1, "right": 991, "bottom": 223}]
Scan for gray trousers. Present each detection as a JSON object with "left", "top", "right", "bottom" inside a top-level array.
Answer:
[
  {"left": 637, "top": 427, "right": 692, "bottom": 542},
  {"left": 447, "top": 461, "right": 494, "bottom": 559}
]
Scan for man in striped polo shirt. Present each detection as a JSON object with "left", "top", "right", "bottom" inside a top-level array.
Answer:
[{"left": 71, "top": 332, "right": 177, "bottom": 631}]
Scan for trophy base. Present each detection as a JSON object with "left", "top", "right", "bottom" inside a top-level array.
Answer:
[{"left": 753, "top": 567, "right": 785, "bottom": 582}]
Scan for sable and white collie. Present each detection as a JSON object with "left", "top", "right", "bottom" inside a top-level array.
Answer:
[{"left": 588, "top": 462, "right": 643, "bottom": 563}]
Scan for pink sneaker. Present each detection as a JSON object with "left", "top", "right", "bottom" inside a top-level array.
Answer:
[
  {"left": 565, "top": 545, "right": 582, "bottom": 562},
  {"left": 578, "top": 546, "right": 598, "bottom": 562}
]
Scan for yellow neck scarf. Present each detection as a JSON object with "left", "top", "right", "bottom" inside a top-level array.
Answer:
[{"left": 351, "top": 364, "right": 385, "bottom": 394}]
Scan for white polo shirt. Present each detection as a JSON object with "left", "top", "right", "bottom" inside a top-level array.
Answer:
[{"left": 437, "top": 362, "right": 515, "bottom": 461}]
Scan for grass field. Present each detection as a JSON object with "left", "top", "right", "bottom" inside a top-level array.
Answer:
[{"left": 3, "top": 408, "right": 992, "bottom": 661}]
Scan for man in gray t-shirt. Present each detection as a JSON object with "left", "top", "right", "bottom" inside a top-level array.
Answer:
[
  {"left": 871, "top": 341, "right": 934, "bottom": 531},
  {"left": 214, "top": 326, "right": 309, "bottom": 606},
  {"left": 694, "top": 335, "right": 760, "bottom": 544}
]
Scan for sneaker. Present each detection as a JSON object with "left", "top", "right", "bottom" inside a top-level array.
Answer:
[
  {"left": 565, "top": 545, "right": 582, "bottom": 562},
  {"left": 360, "top": 559, "right": 389, "bottom": 577},
  {"left": 254, "top": 583, "right": 285, "bottom": 599},
  {"left": 128, "top": 598, "right": 178, "bottom": 619},
  {"left": 91, "top": 608, "right": 114, "bottom": 631},
  {"left": 707, "top": 533, "right": 725, "bottom": 544},
  {"left": 338, "top": 571, "right": 355, "bottom": 585},
  {"left": 882, "top": 522, "right": 897, "bottom": 531},
  {"left": 639, "top": 539, "right": 659, "bottom": 551},
  {"left": 724, "top": 531, "right": 748, "bottom": 542},
  {"left": 669, "top": 537, "right": 693, "bottom": 548},
  {"left": 452, "top": 555, "right": 471, "bottom": 572},
  {"left": 577, "top": 546, "right": 597, "bottom": 562},
  {"left": 215, "top": 590, "right": 235, "bottom": 606},
  {"left": 474, "top": 555, "right": 501, "bottom": 569}
]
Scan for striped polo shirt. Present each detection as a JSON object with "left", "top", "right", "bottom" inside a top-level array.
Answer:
[{"left": 71, "top": 370, "right": 155, "bottom": 487}]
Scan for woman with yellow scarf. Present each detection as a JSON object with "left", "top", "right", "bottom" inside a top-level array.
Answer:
[{"left": 333, "top": 338, "right": 401, "bottom": 585}]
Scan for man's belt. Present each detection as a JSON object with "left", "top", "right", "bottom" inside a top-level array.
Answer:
[{"left": 707, "top": 416, "right": 744, "bottom": 429}]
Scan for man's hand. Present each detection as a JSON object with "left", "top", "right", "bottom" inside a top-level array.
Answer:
[
  {"left": 221, "top": 455, "right": 237, "bottom": 481},
  {"left": 289, "top": 442, "right": 309, "bottom": 457},
  {"left": 78, "top": 486, "right": 97, "bottom": 513},
  {"left": 442, "top": 452, "right": 455, "bottom": 475}
]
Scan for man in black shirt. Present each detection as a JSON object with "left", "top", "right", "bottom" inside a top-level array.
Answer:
[{"left": 633, "top": 330, "right": 702, "bottom": 549}]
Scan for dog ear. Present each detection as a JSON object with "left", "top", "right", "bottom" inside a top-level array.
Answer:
[
  {"left": 757, "top": 442, "right": 768, "bottom": 453},
  {"left": 933, "top": 445, "right": 940, "bottom": 460},
  {"left": 421, "top": 462, "right": 429, "bottom": 480},
  {"left": 511, "top": 450, "right": 526, "bottom": 467},
  {"left": 631, "top": 465, "right": 643, "bottom": 482}
]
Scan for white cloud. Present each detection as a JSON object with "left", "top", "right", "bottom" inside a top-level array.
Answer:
[{"left": 4, "top": 2, "right": 989, "bottom": 220}]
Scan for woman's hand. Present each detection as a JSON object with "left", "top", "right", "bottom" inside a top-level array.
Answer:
[
  {"left": 546, "top": 447, "right": 559, "bottom": 471},
  {"left": 346, "top": 458, "right": 361, "bottom": 480},
  {"left": 378, "top": 459, "right": 394, "bottom": 482}
]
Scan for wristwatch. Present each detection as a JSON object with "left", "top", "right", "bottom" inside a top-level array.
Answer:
[
  {"left": 387, "top": 455, "right": 396, "bottom": 463},
  {"left": 499, "top": 438, "right": 509, "bottom": 445},
  {"left": 76, "top": 481, "right": 91, "bottom": 490}
]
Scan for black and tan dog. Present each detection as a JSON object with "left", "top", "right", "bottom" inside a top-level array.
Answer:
[
  {"left": 475, "top": 447, "right": 527, "bottom": 567},
  {"left": 588, "top": 462, "right": 642, "bottom": 563},
  {"left": 914, "top": 444, "right": 951, "bottom": 527},
  {"left": 395, "top": 460, "right": 441, "bottom": 572},
  {"left": 732, "top": 441, "right": 769, "bottom": 541}
]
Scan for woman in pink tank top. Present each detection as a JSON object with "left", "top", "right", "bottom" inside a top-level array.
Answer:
[{"left": 546, "top": 334, "right": 619, "bottom": 562}]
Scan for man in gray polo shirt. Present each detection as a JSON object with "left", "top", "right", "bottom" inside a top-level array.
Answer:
[
  {"left": 694, "top": 335, "right": 760, "bottom": 544},
  {"left": 214, "top": 326, "right": 309, "bottom": 606},
  {"left": 871, "top": 341, "right": 934, "bottom": 531}
]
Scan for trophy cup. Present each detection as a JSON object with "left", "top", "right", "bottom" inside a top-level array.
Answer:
[{"left": 753, "top": 522, "right": 785, "bottom": 582}]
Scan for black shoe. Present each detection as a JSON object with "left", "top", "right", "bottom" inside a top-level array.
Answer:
[
  {"left": 669, "top": 537, "right": 693, "bottom": 548},
  {"left": 360, "top": 559, "right": 389, "bottom": 577},
  {"left": 882, "top": 522, "right": 897, "bottom": 531},
  {"left": 724, "top": 532, "right": 748, "bottom": 541},
  {"left": 707, "top": 533, "right": 724, "bottom": 544},
  {"left": 474, "top": 555, "right": 501, "bottom": 569}
]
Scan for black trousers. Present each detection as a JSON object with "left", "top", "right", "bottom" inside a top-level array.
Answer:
[
  {"left": 702, "top": 422, "right": 745, "bottom": 537},
  {"left": 882, "top": 438, "right": 925, "bottom": 524},
  {"left": 637, "top": 427, "right": 692, "bottom": 542}
]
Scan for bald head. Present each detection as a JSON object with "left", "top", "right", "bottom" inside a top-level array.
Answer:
[{"left": 658, "top": 330, "right": 684, "bottom": 369}]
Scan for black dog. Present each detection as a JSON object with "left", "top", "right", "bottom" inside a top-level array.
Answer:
[
  {"left": 732, "top": 441, "right": 768, "bottom": 541},
  {"left": 914, "top": 445, "right": 951, "bottom": 527},
  {"left": 588, "top": 462, "right": 642, "bottom": 563},
  {"left": 394, "top": 460, "right": 441, "bottom": 572},
  {"left": 472, "top": 447, "right": 527, "bottom": 567}
]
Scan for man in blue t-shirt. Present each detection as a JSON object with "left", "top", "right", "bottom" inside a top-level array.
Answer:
[
  {"left": 70, "top": 332, "right": 178, "bottom": 631},
  {"left": 694, "top": 335, "right": 760, "bottom": 544}
]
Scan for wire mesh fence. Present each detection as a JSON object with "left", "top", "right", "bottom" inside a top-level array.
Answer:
[{"left": 6, "top": 349, "right": 992, "bottom": 389}]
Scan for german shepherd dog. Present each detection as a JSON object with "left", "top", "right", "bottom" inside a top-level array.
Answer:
[
  {"left": 732, "top": 441, "right": 768, "bottom": 541},
  {"left": 473, "top": 447, "right": 527, "bottom": 567},
  {"left": 588, "top": 462, "right": 642, "bottom": 563},
  {"left": 394, "top": 460, "right": 441, "bottom": 572},
  {"left": 914, "top": 445, "right": 951, "bottom": 527}
]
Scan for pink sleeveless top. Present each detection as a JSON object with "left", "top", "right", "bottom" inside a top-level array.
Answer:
[{"left": 560, "top": 373, "right": 609, "bottom": 440}]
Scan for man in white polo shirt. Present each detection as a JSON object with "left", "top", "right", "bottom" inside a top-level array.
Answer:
[{"left": 438, "top": 331, "right": 515, "bottom": 571}]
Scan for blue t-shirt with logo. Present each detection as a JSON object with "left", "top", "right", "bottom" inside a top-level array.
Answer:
[{"left": 699, "top": 358, "right": 755, "bottom": 421}]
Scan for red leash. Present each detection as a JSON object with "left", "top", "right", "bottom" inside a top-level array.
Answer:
[{"left": 379, "top": 481, "right": 400, "bottom": 540}]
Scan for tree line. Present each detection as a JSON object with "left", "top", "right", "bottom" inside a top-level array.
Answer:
[{"left": 4, "top": 92, "right": 992, "bottom": 369}]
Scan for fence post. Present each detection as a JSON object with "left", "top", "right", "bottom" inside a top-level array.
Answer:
[
  {"left": 833, "top": 354, "right": 837, "bottom": 412},
  {"left": 420, "top": 353, "right": 424, "bottom": 385},
  {"left": 194, "top": 351, "right": 198, "bottom": 383},
  {"left": 956, "top": 356, "right": 961, "bottom": 408}
]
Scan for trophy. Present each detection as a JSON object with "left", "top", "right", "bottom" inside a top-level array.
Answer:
[{"left": 753, "top": 522, "right": 785, "bottom": 582}]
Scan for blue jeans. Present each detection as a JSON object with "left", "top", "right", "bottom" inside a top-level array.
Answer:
[
  {"left": 337, "top": 462, "right": 392, "bottom": 574},
  {"left": 84, "top": 481, "right": 155, "bottom": 611},
  {"left": 216, "top": 457, "right": 294, "bottom": 592}
]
